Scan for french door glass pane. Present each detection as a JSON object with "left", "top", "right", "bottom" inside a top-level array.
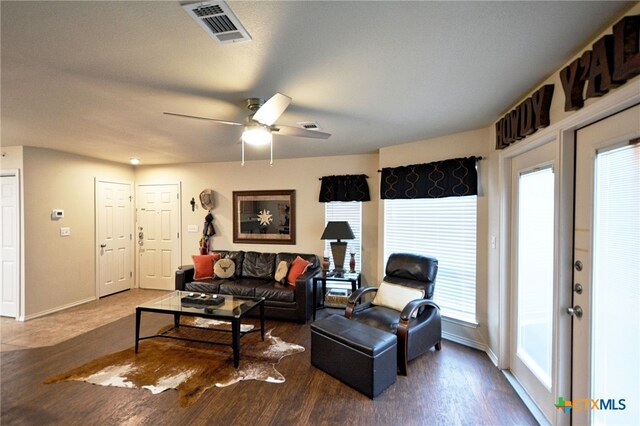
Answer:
[
  {"left": 516, "top": 167, "right": 554, "bottom": 389},
  {"left": 592, "top": 144, "right": 640, "bottom": 426}
]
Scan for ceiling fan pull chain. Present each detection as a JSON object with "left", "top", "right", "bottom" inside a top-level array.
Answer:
[
  {"left": 270, "top": 138, "right": 273, "bottom": 166},
  {"left": 241, "top": 138, "right": 245, "bottom": 166}
]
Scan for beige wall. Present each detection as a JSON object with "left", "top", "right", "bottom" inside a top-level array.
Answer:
[
  {"left": 1, "top": 146, "right": 24, "bottom": 169},
  {"left": 135, "top": 154, "right": 380, "bottom": 286},
  {"left": 22, "top": 147, "right": 134, "bottom": 318},
  {"left": 378, "top": 128, "right": 491, "bottom": 348}
]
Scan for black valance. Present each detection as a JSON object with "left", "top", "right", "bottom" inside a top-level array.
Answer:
[
  {"left": 380, "top": 157, "right": 478, "bottom": 199},
  {"left": 319, "top": 174, "right": 371, "bottom": 202}
]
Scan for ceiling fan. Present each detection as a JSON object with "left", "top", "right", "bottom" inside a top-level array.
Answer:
[{"left": 164, "top": 93, "right": 331, "bottom": 165}]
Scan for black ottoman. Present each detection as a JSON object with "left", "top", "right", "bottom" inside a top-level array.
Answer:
[{"left": 311, "top": 315, "right": 397, "bottom": 398}]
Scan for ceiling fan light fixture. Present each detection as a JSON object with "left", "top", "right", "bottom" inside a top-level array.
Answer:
[{"left": 242, "top": 126, "right": 272, "bottom": 146}]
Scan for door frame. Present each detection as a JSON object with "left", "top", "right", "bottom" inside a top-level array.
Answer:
[
  {"left": 94, "top": 178, "right": 135, "bottom": 297},
  {"left": 497, "top": 80, "right": 640, "bottom": 424},
  {"left": 0, "top": 169, "right": 23, "bottom": 320},
  {"left": 134, "top": 181, "right": 182, "bottom": 289}
]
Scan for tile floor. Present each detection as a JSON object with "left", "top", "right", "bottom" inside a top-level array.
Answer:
[{"left": 0, "top": 288, "right": 168, "bottom": 352}]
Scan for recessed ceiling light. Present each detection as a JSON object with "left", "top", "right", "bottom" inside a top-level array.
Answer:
[{"left": 130, "top": 157, "right": 140, "bottom": 165}]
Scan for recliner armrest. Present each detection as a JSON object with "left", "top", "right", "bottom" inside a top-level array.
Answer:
[
  {"left": 348, "top": 286, "right": 378, "bottom": 304},
  {"left": 345, "top": 287, "right": 378, "bottom": 318},
  {"left": 400, "top": 299, "right": 440, "bottom": 322}
]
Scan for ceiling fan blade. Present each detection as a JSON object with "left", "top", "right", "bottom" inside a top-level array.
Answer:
[
  {"left": 163, "top": 112, "right": 243, "bottom": 126},
  {"left": 272, "top": 125, "right": 331, "bottom": 139},
  {"left": 252, "top": 93, "right": 291, "bottom": 126}
]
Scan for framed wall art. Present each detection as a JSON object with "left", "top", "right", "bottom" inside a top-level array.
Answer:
[{"left": 232, "top": 190, "right": 296, "bottom": 244}]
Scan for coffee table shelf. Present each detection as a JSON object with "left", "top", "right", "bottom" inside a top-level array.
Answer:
[{"left": 135, "top": 290, "right": 265, "bottom": 368}]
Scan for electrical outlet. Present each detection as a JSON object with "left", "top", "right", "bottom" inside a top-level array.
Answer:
[
  {"left": 188, "top": 225, "right": 198, "bottom": 233},
  {"left": 60, "top": 227, "right": 71, "bottom": 237}
]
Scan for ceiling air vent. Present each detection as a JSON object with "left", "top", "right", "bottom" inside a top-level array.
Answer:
[
  {"left": 298, "top": 121, "right": 322, "bottom": 130},
  {"left": 181, "top": 1, "right": 251, "bottom": 44}
]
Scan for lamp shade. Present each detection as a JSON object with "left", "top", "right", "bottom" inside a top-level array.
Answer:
[{"left": 321, "top": 221, "right": 354, "bottom": 241}]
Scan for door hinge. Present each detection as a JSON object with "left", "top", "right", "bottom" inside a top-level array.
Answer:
[
  {"left": 177, "top": 232, "right": 180, "bottom": 239},
  {"left": 177, "top": 193, "right": 179, "bottom": 200},
  {"left": 130, "top": 272, "right": 133, "bottom": 278},
  {"left": 130, "top": 234, "right": 132, "bottom": 240}
]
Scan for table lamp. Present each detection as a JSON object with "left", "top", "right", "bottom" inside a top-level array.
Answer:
[{"left": 321, "top": 221, "right": 354, "bottom": 276}]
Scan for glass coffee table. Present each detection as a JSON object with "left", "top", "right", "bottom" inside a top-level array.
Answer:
[{"left": 135, "top": 290, "right": 265, "bottom": 368}]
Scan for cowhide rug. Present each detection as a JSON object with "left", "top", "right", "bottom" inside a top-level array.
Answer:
[{"left": 44, "top": 318, "right": 304, "bottom": 407}]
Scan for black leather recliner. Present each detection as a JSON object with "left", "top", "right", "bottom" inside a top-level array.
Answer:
[{"left": 345, "top": 253, "right": 441, "bottom": 375}]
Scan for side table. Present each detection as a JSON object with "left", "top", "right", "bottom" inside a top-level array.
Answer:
[{"left": 312, "top": 271, "right": 362, "bottom": 321}]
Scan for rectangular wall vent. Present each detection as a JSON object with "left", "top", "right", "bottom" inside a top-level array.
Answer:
[
  {"left": 181, "top": 1, "right": 251, "bottom": 44},
  {"left": 298, "top": 121, "right": 321, "bottom": 130}
]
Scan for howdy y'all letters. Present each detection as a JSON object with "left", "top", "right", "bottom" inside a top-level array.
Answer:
[
  {"left": 496, "top": 15, "right": 640, "bottom": 150},
  {"left": 560, "top": 15, "right": 640, "bottom": 111},
  {"left": 495, "top": 85, "right": 554, "bottom": 150}
]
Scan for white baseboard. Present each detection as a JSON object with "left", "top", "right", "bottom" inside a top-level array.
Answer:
[
  {"left": 442, "top": 331, "right": 487, "bottom": 351},
  {"left": 23, "top": 296, "right": 97, "bottom": 321},
  {"left": 486, "top": 346, "right": 499, "bottom": 367}
]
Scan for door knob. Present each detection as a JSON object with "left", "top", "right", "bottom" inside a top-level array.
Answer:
[
  {"left": 100, "top": 244, "right": 107, "bottom": 248},
  {"left": 567, "top": 305, "right": 583, "bottom": 318}
]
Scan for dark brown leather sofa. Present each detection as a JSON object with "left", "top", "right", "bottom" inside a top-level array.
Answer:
[{"left": 175, "top": 250, "right": 321, "bottom": 323}]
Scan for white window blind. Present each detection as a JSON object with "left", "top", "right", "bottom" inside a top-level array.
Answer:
[
  {"left": 325, "top": 202, "right": 362, "bottom": 271},
  {"left": 384, "top": 196, "right": 477, "bottom": 323},
  {"left": 592, "top": 143, "right": 639, "bottom": 425}
]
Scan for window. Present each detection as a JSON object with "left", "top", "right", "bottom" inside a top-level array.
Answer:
[
  {"left": 384, "top": 196, "right": 477, "bottom": 323},
  {"left": 324, "top": 202, "right": 362, "bottom": 271}
]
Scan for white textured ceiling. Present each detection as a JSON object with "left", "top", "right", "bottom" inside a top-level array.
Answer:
[{"left": 0, "top": 1, "right": 633, "bottom": 165}]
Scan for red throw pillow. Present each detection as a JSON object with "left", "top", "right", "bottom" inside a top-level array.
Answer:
[
  {"left": 192, "top": 253, "right": 221, "bottom": 280},
  {"left": 287, "top": 256, "right": 311, "bottom": 286}
]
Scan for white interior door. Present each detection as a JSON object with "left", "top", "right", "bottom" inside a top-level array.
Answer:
[
  {"left": 97, "top": 180, "right": 133, "bottom": 297},
  {"left": 1, "top": 173, "right": 20, "bottom": 318},
  {"left": 137, "top": 184, "right": 180, "bottom": 290},
  {"left": 510, "top": 140, "right": 568, "bottom": 423},
  {"left": 572, "top": 105, "right": 640, "bottom": 425}
]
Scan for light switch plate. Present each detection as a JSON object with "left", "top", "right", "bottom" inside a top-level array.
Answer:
[
  {"left": 60, "top": 227, "right": 71, "bottom": 237},
  {"left": 187, "top": 225, "right": 198, "bottom": 233}
]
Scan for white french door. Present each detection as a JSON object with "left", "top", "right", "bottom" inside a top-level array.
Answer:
[
  {"left": 96, "top": 180, "right": 133, "bottom": 297},
  {"left": 510, "top": 140, "right": 568, "bottom": 423},
  {"left": 572, "top": 105, "right": 640, "bottom": 425},
  {"left": 137, "top": 184, "right": 180, "bottom": 290}
]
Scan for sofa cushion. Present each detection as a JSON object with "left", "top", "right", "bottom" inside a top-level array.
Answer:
[
  {"left": 242, "top": 251, "right": 276, "bottom": 280},
  {"left": 192, "top": 253, "right": 221, "bottom": 280},
  {"left": 287, "top": 256, "right": 311, "bottom": 285},
  {"left": 186, "top": 281, "right": 219, "bottom": 294},
  {"left": 214, "top": 258, "right": 235, "bottom": 279},
  {"left": 274, "top": 260, "right": 289, "bottom": 283},
  {"left": 213, "top": 251, "right": 244, "bottom": 279},
  {"left": 276, "top": 252, "right": 319, "bottom": 270},
  {"left": 255, "top": 281, "right": 295, "bottom": 302},
  {"left": 219, "top": 280, "right": 257, "bottom": 297}
]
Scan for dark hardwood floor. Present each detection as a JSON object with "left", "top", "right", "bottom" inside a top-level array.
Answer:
[{"left": 1, "top": 308, "right": 536, "bottom": 425}]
